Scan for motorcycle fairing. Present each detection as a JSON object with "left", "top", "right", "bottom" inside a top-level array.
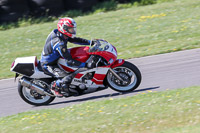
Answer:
[
  {"left": 69, "top": 46, "right": 90, "bottom": 62},
  {"left": 89, "top": 43, "right": 117, "bottom": 64},
  {"left": 58, "top": 58, "right": 78, "bottom": 73},
  {"left": 111, "top": 59, "right": 125, "bottom": 68},
  {"left": 71, "top": 67, "right": 109, "bottom": 89},
  {"left": 58, "top": 47, "right": 90, "bottom": 72}
]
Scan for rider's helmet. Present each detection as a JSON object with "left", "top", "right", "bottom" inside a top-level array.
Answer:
[{"left": 57, "top": 17, "right": 77, "bottom": 38}]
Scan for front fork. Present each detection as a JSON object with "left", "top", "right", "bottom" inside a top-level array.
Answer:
[
  {"left": 109, "top": 59, "right": 125, "bottom": 82},
  {"left": 108, "top": 68, "right": 123, "bottom": 81}
]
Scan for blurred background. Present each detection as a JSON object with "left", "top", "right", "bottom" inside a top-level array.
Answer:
[{"left": 0, "top": 0, "right": 136, "bottom": 23}]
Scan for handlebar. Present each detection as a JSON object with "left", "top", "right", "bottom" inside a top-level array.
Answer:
[{"left": 89, "top": 39, "right": 101, "bottom": 52}]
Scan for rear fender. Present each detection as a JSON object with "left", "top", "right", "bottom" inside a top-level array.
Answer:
[
  {"left": 10, "top": 56, "right": 37, "bottom": 76},
  {"left": 111, "top": 59, "right": 125, "bottom": 68},
  {"left": 10, "top": 56, "right": 51, "bottom": 78}
]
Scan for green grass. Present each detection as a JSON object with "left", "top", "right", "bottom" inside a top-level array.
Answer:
[
  {"left": 0, "top": 0, "right": 200, "bottom": 79},
  {"left": 0, "top": 0, "right": 173, "bottom": 31},
  {"left": 0, "top": 86, "right": 200, "bottom": 133}
]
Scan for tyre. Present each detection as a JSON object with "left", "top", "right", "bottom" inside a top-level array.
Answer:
[
  {"left": 18, "top": 79, "right": 55, "bottom": 106},
  {"left": 106, "top": 61, "right": 142, "bottom": 92}
]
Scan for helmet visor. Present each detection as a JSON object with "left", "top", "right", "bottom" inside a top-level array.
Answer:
[{"left": 63, "top": 25, "right": 76, "bottom": 34}]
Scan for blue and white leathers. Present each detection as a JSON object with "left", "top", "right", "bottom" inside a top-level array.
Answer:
[{"left": 40, "top": 29, "right": 91, "bottom": 77}]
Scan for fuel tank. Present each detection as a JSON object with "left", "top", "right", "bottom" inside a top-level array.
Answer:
[{"left": 69, "top": 46, "right": 90, "bottom": 62}]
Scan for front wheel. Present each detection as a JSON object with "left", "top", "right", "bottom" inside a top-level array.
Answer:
[
  {"left": 18, "top": 79, "right": 55, "bottom": 106},
  {"left": 106, "top": 61, "right": 142, "bottom": 92}
]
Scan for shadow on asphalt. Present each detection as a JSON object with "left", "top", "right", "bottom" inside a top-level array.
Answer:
[{"left": 46, "top": 86, "right": 160, "bottom": 106}]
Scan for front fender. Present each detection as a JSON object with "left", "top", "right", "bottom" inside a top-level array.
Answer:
[{"left": 111, "top": 59, "right": 125, "bottom": 68}]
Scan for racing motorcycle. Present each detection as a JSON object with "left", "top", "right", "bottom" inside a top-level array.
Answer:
[{"left": 10, "top": 39, "right": 142, "bottom": 106}]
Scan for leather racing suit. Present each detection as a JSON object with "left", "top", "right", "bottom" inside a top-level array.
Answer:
[{"left": 40, "top": 29, "right": 91, "bottom": 83}]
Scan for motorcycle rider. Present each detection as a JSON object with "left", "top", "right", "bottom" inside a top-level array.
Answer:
[{"left": 40, "top": 17, "right": 95, "bottom": 97}]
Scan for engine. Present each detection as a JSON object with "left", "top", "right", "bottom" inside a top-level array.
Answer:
[{"left": 86, "top": 55, "right": 108, "bottom": 68}]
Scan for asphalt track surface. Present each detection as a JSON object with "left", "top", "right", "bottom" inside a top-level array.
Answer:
[{"left": 0, "top": 48, "right": 200, "bottom": 117}]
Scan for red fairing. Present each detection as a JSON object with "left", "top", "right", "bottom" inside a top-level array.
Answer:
[
  {"left": 11, "top": 61, "right": 15, "bottom": 68},
  {"left": 89, "top": 51, "right": 117, "bottom": 63},
  {"left": 75, "top": 73, "right": 84, "bottom": 79},
  {"left": 69, "top": 46, "right": 90, "bottom": 62},
  {"left": 91, "top": 74, "right": 106, "bottom": 85},
  {"left": 93, "top": 74, "right": 106, "bottom": 80},
  {"left": 91, "top": 79, "right": 103, "bottom": 84},
  {"left": 111, "top": 59, "right": 125, "bottom": 68},
  {"left": 59, "top": 64, "right": 75, "bottom": 72}
]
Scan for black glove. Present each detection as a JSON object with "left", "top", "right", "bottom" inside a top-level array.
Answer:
[{"left": 91, "top": 40, "right": 97, "bottom": 46}]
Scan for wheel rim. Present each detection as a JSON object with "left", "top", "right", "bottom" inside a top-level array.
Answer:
[
  {"left": 22, "top": 80, "right": 52, "bottom": 104},
  {"left": 107, "top": 67, "right": 137, "bottom": 91}
]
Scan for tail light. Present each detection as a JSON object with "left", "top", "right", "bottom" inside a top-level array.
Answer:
[
  {"left": 11, "top": 61, "right": 15, "bottom": 68},
  {"left": 35, "top": 56, "right": 38, "bottom": 67}
]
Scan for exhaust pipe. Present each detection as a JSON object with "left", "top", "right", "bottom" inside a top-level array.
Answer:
[{"left": 19, "top": 78, "right": 54, "bottom": 97}]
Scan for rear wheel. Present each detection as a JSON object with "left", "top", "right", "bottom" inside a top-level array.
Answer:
[
  {"left": 106, "top": 61, "right": 141, "bottom": 92},
  {"left": 18, "top": 79, "right": 55, "bottom": 106}
]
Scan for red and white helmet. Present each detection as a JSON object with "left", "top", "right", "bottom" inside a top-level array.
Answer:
[{"left": 57, "top": 17, "right": 77, "bottom": 38}]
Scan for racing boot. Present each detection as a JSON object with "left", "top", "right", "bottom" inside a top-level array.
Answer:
[
  {"left": 50, "top": 80, "right": 63, "bottom": 98},
  {"left": 61, "top": 83, "right": 79, "bottom": 96},
  {"left": 62, "top": 74, "right": 79, "bottom": 96}
]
